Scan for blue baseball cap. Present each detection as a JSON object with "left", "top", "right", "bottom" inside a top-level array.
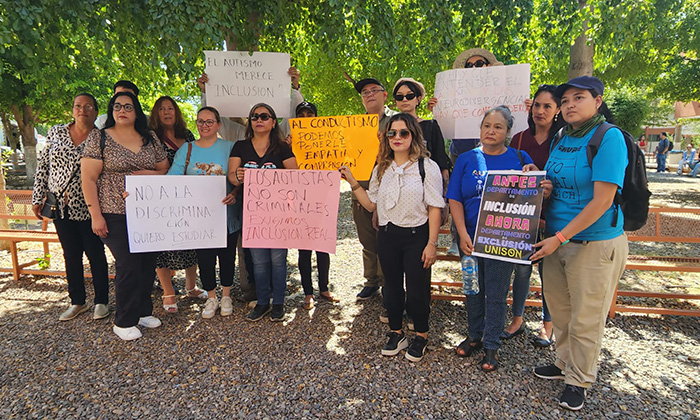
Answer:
[{"left": 555, "top": 76, "right": 604, "bottom": 98}]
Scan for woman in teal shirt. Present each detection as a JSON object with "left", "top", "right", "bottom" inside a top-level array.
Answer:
[
  {"left": 168, "top": 106, "right": 240, "bottom": 320},
  {"left": 530, "top": 76, "right": 629, "bottom": 412}
]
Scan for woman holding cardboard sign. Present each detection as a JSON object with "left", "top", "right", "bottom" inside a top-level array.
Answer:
[
  {"left": 167, "top": 106, "right": 240, "bottom": 320},
  {"left": 446, "top": 106, "right": 534, "bottom": 372},
  {"left": 229, "top": 103, "right": 298, "bottom": 322},
  {"left": 81, "top": 91, "right": 168, "bottom": 341},
  {"left": 340, "top": 113, "right": 445, "bottom": 363}
]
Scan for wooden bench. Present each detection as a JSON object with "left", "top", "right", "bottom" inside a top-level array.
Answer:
[
  {"left": 0, "top": 189, "right": 61, "bottom": 280},
  {"left": 433, "top": 207, "right": 700, "bottom": 317},
  {"left": 610, "top": 207, "right": 700, "bottom": 317}
]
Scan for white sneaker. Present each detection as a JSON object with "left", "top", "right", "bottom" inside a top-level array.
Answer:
[
  {"left": 202, "top": 298, "right": 219, "bottom": 319},
  {"left": 138, "top": 316, "right": 162, "bottom": 329},
  {"left": 220, "top": 296, "right": 233, "bottom": 317},
  {"left": 113, "top": 325, "right": 142, "bottom": 341}
]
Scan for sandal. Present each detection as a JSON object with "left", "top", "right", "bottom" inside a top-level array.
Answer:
[
  {"left": 455, "top": 337, "right": 483, "bottom": 357},
  {"left": 162, "top": 295, "right": 178, "bottom": 313},
  {"left": 319, "top": 292, "right": 340, "bottom": 303},
  {"left": 303, "top": 296, "right": 315, "bottom": 310},
  {"left": 479, "top": 349, "right": 499, "bottom": 372},
  {"left": 185, "top": 287, "right": 208, "bottom": 300}
]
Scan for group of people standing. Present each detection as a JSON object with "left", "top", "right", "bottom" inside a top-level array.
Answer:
[{"left": 31, "top": 47, "right": 631, "bottom": 412}]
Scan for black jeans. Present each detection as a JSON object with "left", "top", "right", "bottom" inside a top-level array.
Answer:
[
  {"left": 298, "top": 250, "right": 330, "bottom": 296},
  {"left": 377, "top": 223, "right": 431, "bottom": 333},
  {"left": 101, "top": 214, "right": 157, "bottom": 328},
  {"left": 53, "top": 212, "right": 109, "bottom": 306},
  {"left": 195, "top": 231, "right": 240, "bottom": 291}
]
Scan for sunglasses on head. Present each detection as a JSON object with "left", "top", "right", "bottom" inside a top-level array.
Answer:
[
  {"left": 387, "top": 129, "right": 411, "bottom": 139},
  {"left": 250, "top": 113, "right": 272, "bottom": 121},
  {"left": 465, "top": 59, "right": 489, "bottom": 68},
  {"left": 394, "top": 93, "right": 417, "bottom": 102}
]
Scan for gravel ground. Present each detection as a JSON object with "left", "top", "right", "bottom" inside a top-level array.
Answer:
[{"left": 0, "top": 171, "right": 699, "bottom": 419}]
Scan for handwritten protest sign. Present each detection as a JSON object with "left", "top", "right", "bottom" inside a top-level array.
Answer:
[
  {"left": 204, "top": 51, "right": 291, "bottom": 118},
  {"left": 125, "top": 176, "right": 227, "bottom": 253},
  {"left": 242, "top": 169, "right": 341, "bottom": 254},
  {"left": 472, "top": 170, "right": 545, "bottom": 265},
  {"left": 433, "top": 63, "right": 530, "bottom": 139},
  {"left": 289, "top": 114, "right": 379, "bottom": 181}
]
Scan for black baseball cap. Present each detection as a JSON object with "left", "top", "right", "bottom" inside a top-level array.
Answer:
[
  {"left": 295, "top": 101, "right": 317, "bottom": 116},
  {"left": 555, "top": 76, "right": 604, "bottom": 98},
  {"left": 354, "top": 78, "right": 385, "bottom": 94}
]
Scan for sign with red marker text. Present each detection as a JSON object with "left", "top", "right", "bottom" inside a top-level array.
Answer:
[
  {"left": 472, "top": 170, "right": 545, "bottom": 265},
  {"left": 125, "top": 175, "right": 227, "bottom": 253},
  {"left": 290, "top": 114, "right": 379, "bottom": 181},
  {"left": 204, "top": 50, "right": 291, "bottom": 118},
  {"left": 432, "top": 63, "right": 530, "bottom": 139},
  {"left": 242, "top": 169, "right": 341, "bottom": 253}
]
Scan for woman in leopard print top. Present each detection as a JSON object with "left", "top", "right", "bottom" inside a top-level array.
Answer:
[{"left": 31, "top": 93, "right": 110, "bottom": 322}]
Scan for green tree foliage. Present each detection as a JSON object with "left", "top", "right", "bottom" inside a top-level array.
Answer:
[{"left": 606, "top": 88, "right": 650, "bottom": 137}]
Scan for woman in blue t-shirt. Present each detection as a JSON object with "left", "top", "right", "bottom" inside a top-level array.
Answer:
[
  {"left": 229, "top": 103, "right": 298, "bottom": 322},
  {"left": 167, "top": 106, "right": 239, "bottom": 320},
  {"left": 446, "top": 106, "right": 533, "bottom": 372},
  {"left": 530, "top": 76, "right": 629, "bottom": 412}
]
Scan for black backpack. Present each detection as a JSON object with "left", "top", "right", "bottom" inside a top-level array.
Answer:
[{"left": 552, "top": 122, "right": 651, "bottom": 231}]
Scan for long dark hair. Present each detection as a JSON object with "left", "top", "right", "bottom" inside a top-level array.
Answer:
[
  {"left": 527, "top": 84, "right": 565, "bottom": 140},
  {"left": 103, "top": 91, "right": 154, "bottom": 145},
  {"left": 375, "top": 113, "right": 429, "bottom": 183},
  {"left": 148, "top": 96, "right": 188, "bottom": 140},
  {"left": 244, "top": 103, "right": 285, "bottom": 155}
]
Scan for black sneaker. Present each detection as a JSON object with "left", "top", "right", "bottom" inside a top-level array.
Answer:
[
  {"left": 559, "top": 384, "right": 586, "bottom": 411},
  {"left": 405, "top": 336, "right": 428, "bottom": 362},
  {"left": 270, "top": 304, "right": 285, "bottom": 322},
  {"left": 533, "top": 364, "right": 565, "bottom": 380},
  {"left": 381, "top": 331, "right": 408, "bottom": 356},
  {"left": 246, "top": 304, "right": 271, "bottom": 322},
  {"left": 356, "top": 286, "right": 379, "bottom": 300}
]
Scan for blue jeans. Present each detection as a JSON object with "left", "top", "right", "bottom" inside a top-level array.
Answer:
[
  {"left": 250, "top": 248, "right": 288, "bottom": 305},
  {"left": 690, "top": 161, "right": 700, "bottom": 177},
  {"left": 464, "top": 257, "right": 515, "bottom": 350},
  {"left": 656, "top": 153, "right": 667, "bottom": 172},
  {"left": 511, "top": 263, "right": 551, "bottom": 322}
]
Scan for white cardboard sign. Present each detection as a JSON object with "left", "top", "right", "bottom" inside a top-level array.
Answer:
[
  {"left": 125, "top": 175, "right": 227, "bottom": 253},
  {"left": 204, "top": 51, "right": 291, "bottom": 118},
  {"left": 432, "top": 63, "right": 531, "bottom": 139}
]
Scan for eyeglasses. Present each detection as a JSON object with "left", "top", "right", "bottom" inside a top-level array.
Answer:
[
  {"left": 196, "top": 119, "right": 217, "bottom": 127},
  {"left": 394, "top": 93, "right": 417, "bottom": 102},
  {"left": 465, "top": 59, "right": 489, "bottom": 68},
  {"left": 250, "top": 113, "right": 272, "bottom": 121},
  {"left": 361, "top": 88, "right": 384, "bottom": 97},
  {"left": 387, "top": 129, "right": 411, "bottom": 139},
  {"left": 73, "top": 104, "right": 95, "bottom": 112},
  {"left": 113, "top": 103, "right": 134, "bottom": 112}
]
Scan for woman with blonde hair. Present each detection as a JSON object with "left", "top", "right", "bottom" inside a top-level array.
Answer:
[{"left": 340, "top": 113, "right": 444, "bottom": 362}]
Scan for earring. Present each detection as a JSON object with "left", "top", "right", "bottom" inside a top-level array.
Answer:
[{"left": 554, "top": 114, "right": 558, "bottom": 122}]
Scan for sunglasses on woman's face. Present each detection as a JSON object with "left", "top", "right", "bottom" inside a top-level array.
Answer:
[
  {"left": 465, "top": 59, "right": 488, "bottom": 68},
  {"left": 387, "top": 129, "right": 411, "bottom": 139},
  {"left": 113, "top": 103, "right": 135, "bottom": 112},
  {"left": 250, "top": 113, "right": 272, "bottom": 121},
  {"left": 394, "top": 93, "right": 417, "bottom": 102}
]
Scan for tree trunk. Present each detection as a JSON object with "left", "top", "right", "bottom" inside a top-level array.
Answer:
[
  {"left": 568, "top": 0, "right": 595, "bottom": 79},
  {"left": 11, "top": 104, "right": 38, "bottom": 186}
]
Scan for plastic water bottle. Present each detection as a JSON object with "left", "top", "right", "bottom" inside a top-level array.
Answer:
[{"left": 461, "top": 255, "right": 479, "bottom": 295}]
